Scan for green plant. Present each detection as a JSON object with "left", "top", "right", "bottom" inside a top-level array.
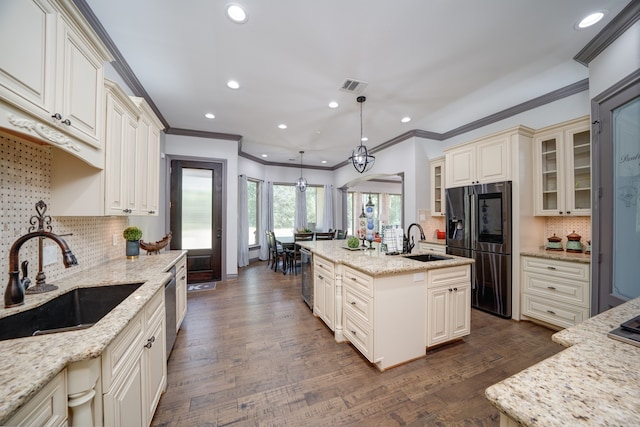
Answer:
[
  {"left": 123, "top": 226, "right": 142, "bottom": 241},
  {"left": 297, "top": 228, "right": 313, "bottom": 233},
  {"left": 347, "top": 236, "right": 360, "bottom": 248}
]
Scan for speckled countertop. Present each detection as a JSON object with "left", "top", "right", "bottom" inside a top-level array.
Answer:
[
  {"left": 297, "top": 240, "right": 473, "bottom": 276},
  {"left": 485, "top": 297, "right": 640, "bottom": 425},
  {"left": 520, "top": 248, "right": 591, "bottom": 264},
  {"left": 0, "top": 250, "right": 186, "bottom": 424}
]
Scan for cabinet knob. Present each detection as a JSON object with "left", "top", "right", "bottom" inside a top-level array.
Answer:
[
  {"left": 51, "top": 113, "right": 62, "bottom": 120},
  {"left": 350, "top": 301, "right": 356, "bottom": 305},
  {"left": 566, "top": 211, "right": 571, "bottom": 214},
  {"left": 448, "top": 288, "right": 453, "bottom": 292},
  {"left": 547, "top": 286, "right": 556, "bottom": 290},
  {"left": 546, "top": 310, "right": 556, "bottom": 315},
  {"left": 453, "top": 287, "right": 458, "bottom": 291},
  {"left": 351, "top": 330, "right": 357, "bottom": 335},
  {"left": 149, "top": 210, "right": 155, "bottom": 214},
  {"left": 144, "top": 336, "right": 155, "bottom": 349},
  {"left": 318, "top": 275, "right": 323, "bottom": 280},
  {"left": 559, "top": 211, "right": 563, "bottom": 215},
  {"left": 61, "top": 119, "right": 71, "bottom": 126},
  {"left": 546, "top": 266, "right": 557, "bottom": 270}
]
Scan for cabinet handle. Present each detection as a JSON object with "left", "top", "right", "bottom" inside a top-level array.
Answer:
[
  {"left": 448, "top": 288, "right": 453, "bottom": 292},
  {"left": 566, "top": 211, "right": 571, "bottom": 214},
  {"left": 546, "top": 266, "right": 557, "bottom": 270},
  {"left": 547, "top": 286, "right": 556, "bottom": 290},
  {"left": 351, "top": 277, "right": 357, "bottom": 281},
  {"left": 318, "top": 275, "right": 323, "bottom": 280},
  {"left": 61, "top": 119, "right": 71, "bottom": 126},
  {"left": 180, "top": 276, "right": 186, "bottom": 280},
  {"left": 351, "top": 330, "right": 357, "bottom": 335},
  {"left": 144, "top": 336, "right": 155, "bottom": 349},
  {"left": 453, "top": 287, "right": 458, "bottom": 291},
  {"left": 559, "top": 211, "right": 563, "bottom": 215},
  {"left": 149, "top": 210, "right": 155, "bottom": 214},
  {"left": 51, "top": 113, "right": 62, "bottom": 120},
  {"left": 350, "top": 301, "right": 356, "bottom": 305},
  {"left": 546, "top": 310, "right": 556, "bottom": 315}
]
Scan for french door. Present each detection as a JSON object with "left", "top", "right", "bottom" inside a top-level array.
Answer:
[{"left": 170, "top": 160, "right": 223, "bottom": 283}]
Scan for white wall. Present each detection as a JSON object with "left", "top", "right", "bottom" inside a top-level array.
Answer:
[{"left": 165, "top": 134, "right": 239, "bottom": 278}]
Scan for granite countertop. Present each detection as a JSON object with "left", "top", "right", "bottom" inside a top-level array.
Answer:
[
  {"left": 485, "top": 297, "right": 640, "bottom": 425},
  {"left": 520, "top": 248, "right": 591, "bottom": 264},
  {"left": 298, "top": 240, "right": 473, "bottom": 276},
  {"left": 0, "top": 250, "right": 186, "bottom": 424}
]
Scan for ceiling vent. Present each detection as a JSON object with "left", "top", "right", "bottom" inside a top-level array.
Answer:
[{"left": 339, "top": 78, "right": 368, "bottom": 94}]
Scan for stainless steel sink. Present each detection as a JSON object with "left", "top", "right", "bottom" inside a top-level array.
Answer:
[
  {"left": 0, "top": 283, "right": 143, "bottom": 341},
  {"left": 404, "top": 254, "right": 451, "bottom": 262}
]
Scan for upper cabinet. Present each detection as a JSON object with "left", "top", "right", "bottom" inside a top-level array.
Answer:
[
  {"left": 430, "top": 157, "right": 445, "bottom": 216},
  {"left": 444, "top": 133, "right": 512, "bottom": 187},
  {"left": 0, "top": 0, "right": 112, "bottom": 168},
  {"left": 533, "top": 116, "right": 591, "bottom": 216},
  {"left": 131, "top": 97, "right": 162, "bottom": 216}
]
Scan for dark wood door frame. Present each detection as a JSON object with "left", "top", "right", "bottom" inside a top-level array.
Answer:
[{"left": 169, "top": 158, "right": 224, "bottom": 283}]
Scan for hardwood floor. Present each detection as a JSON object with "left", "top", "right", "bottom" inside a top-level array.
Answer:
[{"left": 152, "top": 262, "right": 563, "bottom": 426}]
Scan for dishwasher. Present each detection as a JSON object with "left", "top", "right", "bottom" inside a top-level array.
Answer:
[
  {"left": 300, "top": 248, "right": 313, "bottom": 309},
  {"left": 165, "top": 266, "right": 177, "bottom": 359}
]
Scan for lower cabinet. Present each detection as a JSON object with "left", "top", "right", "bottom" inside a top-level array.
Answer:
[
  {"left": 5, "top": 370, "right": 68, "bottom": 427},
  {"left": 103, "top": 288, "right": 166, "bottom": 427},
  {"left": 426, "top": 266, "right": 471, "bottom": 347},
  {"left": 313, "top": 256, "right": 336, "bottom": 331},
  {"left": 418, "top": 242, "right": 446, "bottom": 254},
  {"left": 176, "top": 255, "right": 188, "bottom": 330},
  {"left": 521, "top": 256, "right": 590, "bottom": 329}
]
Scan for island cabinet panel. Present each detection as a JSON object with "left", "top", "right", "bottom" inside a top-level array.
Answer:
[
  {"left": 418, "top": 242, "right": 446, "bottom": 254},
  {"left": 176, "top": 254, "right": 188, "bottom": 330},
  {"left": 5, "top": 369, "right": 68, "bottom": 427},
  {"left": 313, "top": 255, "right": 336, "bottom": 330},
  {"left": 426, "top": 265, "right": 471, "bottom": 347}
]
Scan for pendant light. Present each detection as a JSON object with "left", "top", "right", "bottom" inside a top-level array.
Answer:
[
  {"left": 296, "top": 150, "right": 307, "bottom": 192},
  {"left": 349, "top": 96, "right": 375, "bottom": 173}
]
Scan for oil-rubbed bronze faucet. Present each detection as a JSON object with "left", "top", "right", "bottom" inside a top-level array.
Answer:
[
  {"left": 403, "top": 223, "right": 426, "bottom": 254},
  {"left": 4, "top": 201, "right": 78, "bottom": 308}
]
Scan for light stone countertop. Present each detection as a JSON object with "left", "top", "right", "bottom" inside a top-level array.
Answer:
[
  {"left": 485, "top": 297, "right": 640, "bottom": 425},
  {"left": 520, "top": 248, "right": 591, "bottom": 264},
  {"left": 297, "top": 240, "right": 473, "bottom": 276},
  {"left": 0, "top": 250, "right": 186, "bottom": 424}
]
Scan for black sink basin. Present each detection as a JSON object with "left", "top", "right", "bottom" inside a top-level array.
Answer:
[
  {"left": 404, "top": 254, "right": 451, "bottom": 262},
  {"left": 0, "top": 283, "right": 143, "bottom": 341}
]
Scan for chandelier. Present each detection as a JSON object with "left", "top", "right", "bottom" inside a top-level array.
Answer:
[
  {"left": 296, "top": 150, "right": 307, "bottom": 192},
  {"left": 349, "top": 96, "right": 375, "bottom": 173}
]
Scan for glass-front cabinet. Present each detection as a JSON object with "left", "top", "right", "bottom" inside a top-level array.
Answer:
[
  {"left": 430, "top": 157, "right": 445, "bottom": 216},
  {"left": 533, "top": 116, "right": 591, "bottom": 216}
]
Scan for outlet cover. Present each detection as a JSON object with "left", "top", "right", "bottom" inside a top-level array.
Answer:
[
  {"left": 113, "top": 234, "right": 119, "bottom": 246},
  {"left": 43, "top": 245, "right": 57, "bottom": 266}
]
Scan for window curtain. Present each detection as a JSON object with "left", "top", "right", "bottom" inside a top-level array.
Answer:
[
  {"left": 323, "top": 184, "right": 334, "bottom": 231},
  {"left": 295, "top": 188, "right": 307, "bottom": 231},
  {"left": 259, "top": 181, "right": 273, "bottom": 260},
  {"left": 237, "top": 175, "right": 249, "bottom": 267}
]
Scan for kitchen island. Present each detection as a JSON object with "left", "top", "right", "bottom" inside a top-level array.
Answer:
[
  {"left": 298, "top": 240, "right": 474, "bottom": 371},
  {"left": 485, "top": 296, "right": 640, "bottom": 425},
  {"left": 0, "top": 250, "right": 186, "bottom": 425}
]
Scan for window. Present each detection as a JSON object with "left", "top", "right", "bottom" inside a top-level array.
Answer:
[
  {"left": 273, "top": 184, "right": 296, "bottom": 236},
  {"left": 347, "top": 191, "right": 402, "bottom": 237},
  {"left": 247, "top": 179, "right": 259, "bottom": 246},
  {"left": 305, "top": 186, "right": 325, "bottom": 231}
]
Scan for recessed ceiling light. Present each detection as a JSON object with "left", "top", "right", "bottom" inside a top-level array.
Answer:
[
  {"left": 401, "top": 117, "right": 411, "bottom": 123},
  {"left": 576, "top": 11, "right": 605, "bottom": 29},
  {"left": 328, "top": 101, "right": 339, "bottom": 109},
  {"left": 226, "top": 4, "right": 248, "bottom": 23},
  {"left": 227, "top": 80, "right": 240, "bottom": 89},
  {"left": 205, "top": 113, "right": 215, "bottom": 119},
  {"left": 261, "top": 154, "right": 268, "bottom": 158},
  {"left": 321, "top": 160, "right": 327, "bottom": 164},
  {"left": 361, "top": 136, "right": 368, "bottom": 142},
  {"left": 278, "top": 124, "right": 287, "bottom": 129}
]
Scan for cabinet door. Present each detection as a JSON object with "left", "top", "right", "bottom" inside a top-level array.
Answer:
[
  {"left": 103, "top": 358, "right": 145, "bottom": 427},
  {"left": 144, "top": 316, "right": 166, "bottom": 423},
  {"left": 426, "top": 286, "right": 450, "bottom": 347},
  {"left": 533, "top": 130, "right": 566, "bottom": 215},
  {"left": 5, "top": 369, "right": 67, "bottom": 427},
  {"left": 446, "top": 146, "right": 475, "bottom": 187},
  {"left": 0, "top": 0, "right": 57, "bottom": 117},
  {"left": 450, "top": 284, "right": 470, "bottom": 339},
  {"left": 176, "top": 256, "right": 188, "bottom": 330},
  {"left": 313, "top": 270, "right": 325, "bottom": 319},
  {"left": 56, "top": 17, "right": 105, "bottom": 148},
  {"left": 430, "top": 158, "right": 445, "bottom": 216},
  {"left": 476, "top": 136, "right": 510, "bottom": 183},
  {"left": 322, "top": 276, "right": 335, "bottom": 330},
  {"left": 564, "top": 124, "right": 591, "bottom": 215}
]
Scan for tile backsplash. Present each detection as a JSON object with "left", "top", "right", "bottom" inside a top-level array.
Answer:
[
  {"left": 0, "top": 134, "right": 126, "bottom": 291},
  {"left": 544, "top": 216, "right": 591, "bottom": 246}
]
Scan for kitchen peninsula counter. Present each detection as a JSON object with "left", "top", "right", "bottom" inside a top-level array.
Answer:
[
  {"left": 485, "top": 297, "right": 640, "bottom": 425},
  {"left": 0, "top": 250, "right": 186, "bottom": 424}
]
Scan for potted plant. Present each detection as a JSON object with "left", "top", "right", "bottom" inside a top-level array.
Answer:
[{"left": 123, "top": 226, "right": 143, "bottom": 259}]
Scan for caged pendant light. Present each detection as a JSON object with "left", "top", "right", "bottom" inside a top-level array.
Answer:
[
  {"left": 296, "top": 150, "right": 307, "bottom": 192},
  {"left": 349, "top": 96, "right": 375, "bottom": 173}
]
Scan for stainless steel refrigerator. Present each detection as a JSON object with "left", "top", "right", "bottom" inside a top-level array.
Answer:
[{"left": 445, "top": 181, "right": 512, "bottom": 318}]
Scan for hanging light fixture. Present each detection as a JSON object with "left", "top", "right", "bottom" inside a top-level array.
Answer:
[
  {"left": 349, "top": 96, "right": 375, "bottom": 173},
  {"left": 296, "top": 150, "right": 308, "bottom": 192}
]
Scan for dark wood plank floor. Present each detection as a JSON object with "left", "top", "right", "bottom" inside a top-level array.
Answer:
[{"left": 152, "top": 261, "right": 563, "bottom": 426}]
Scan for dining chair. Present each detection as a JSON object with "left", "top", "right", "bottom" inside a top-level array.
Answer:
[
  {"left": 314, "top": 232, "right": 334, "bottom": 240},
  {"left": 286, "top": 232, "right": 314, "bottom": 275},
  {"left": 335, "top": 229, "right": 347, "bottom": 240},
  {"left": 267, "top": 231, "right": 286, "bottom": 272}
]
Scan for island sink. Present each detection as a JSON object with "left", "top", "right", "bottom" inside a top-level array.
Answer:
[
  {"left": 404, "top": 253, "right": 451, "bottom": 262},
  {"left": 0, "top": 283, "right": 143, "bottom": 341}
]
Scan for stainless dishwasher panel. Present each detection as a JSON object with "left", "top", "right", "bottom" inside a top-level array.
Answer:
[
  {"left": 300, "top": 248, "right": 313, "bottom": 309},
  {"left": 165, "top": 266, "right": 177, "bottom": 359}
]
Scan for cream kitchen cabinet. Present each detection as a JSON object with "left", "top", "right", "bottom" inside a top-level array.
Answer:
[
  {"left": 176, "top": 254, "right": 188, "bottom": 330},
  {"left": 521, "top": 255, "right": 590, "bottom": 329},
  {"left": 5, "top": 370, "right": 68, "bottom": 427},
  {"left": 313, "top": 255, "right": 336, "bottom": 331},
  {"left": 430, "top": 157, "right": 445, "bottom": 216},
  {"left": 131, "top": 97, "right": 162, "bottom": 216},
  {"left": 445, "top": 134, "right": 511, "bottom": 188},
  {"left": 0, "top": 0, "right": 111, "bottom": 169},
  {"left": 426, "top": 265, "right": 471, "bottom": 347},
  {"left": 418, "top": 242, "right": 446, "bottom": 254},
  {"left": 533, "top": 116, "right": 591, "bottom": 216}
]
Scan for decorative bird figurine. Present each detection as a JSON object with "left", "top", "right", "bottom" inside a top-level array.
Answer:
[{"left": 140, "top": 232, "right": 172, "bottom": 255}]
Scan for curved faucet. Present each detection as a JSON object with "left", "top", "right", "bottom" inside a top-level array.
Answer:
[
  {"left": 403, "top": 223, "right": 426, "bottom": 254},
  {"left": 4, "top": 231, "right": 78, "bottom": 308}
]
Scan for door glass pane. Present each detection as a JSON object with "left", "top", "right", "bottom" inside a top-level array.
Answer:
[
  {"left": 572, "top": 130, "right": 591, "bottom": 210},
  {"left": 541, "top": 138, "right": 558, "bottom": 210},
  {"left": 182, "top": 168, "right": 212, "bottom": 249},
  {"left": 613, "top": 97, "right": 640, "bottom": 300},
  {"left": 477, "top": 193, "right": 503, "bottom": 244}
]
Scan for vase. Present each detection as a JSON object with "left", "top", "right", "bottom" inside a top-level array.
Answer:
[{"left": 126, "top": 240, "right": 140, "bottom": 259}]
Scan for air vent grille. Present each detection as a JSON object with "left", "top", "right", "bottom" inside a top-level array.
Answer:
[{"left": 339, "top": 78, "right": 368, "bottom": 94}]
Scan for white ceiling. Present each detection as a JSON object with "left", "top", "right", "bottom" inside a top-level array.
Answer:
[{"left": 83, "top": 0, "right": 630, "bottom": 168}]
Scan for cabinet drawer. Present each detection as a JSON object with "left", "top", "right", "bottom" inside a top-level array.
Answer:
[
  {"left": 419, "top": 243, "right": 446, "bottom": 254},
  {"left": 343, "top": 312, "right": 372, "bottom": 362},
  {"left": 344, "top": 286, "right": 372, "bottom": 325},
  {"left": 427, "top": 265, "right": 470, "bottom": 288},
  {"left": 523, "top": 271, "right": 589, "bottom": 308},
  {"left": 314, "top": 256, "right": 334, "bottom": 276},
  {"left": 102, "top": 312, "right": 144, "bottom": 391},
  {"left": 522, "top": 257, "right": 589, "bottom": 282},
  {"left": 145, "top": 288, "right": 164, "bottom": 325},
  {"left": 6, "top": 370, "right": 67, "bottom": 427},
  {"left": 522, "top": 294, "right": 589, "bottom": 329},
  {"left": 343, "top": 266, "right": 373, "bottom": 296}
]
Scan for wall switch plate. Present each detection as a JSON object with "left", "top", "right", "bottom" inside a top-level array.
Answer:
[
  {"left": 43, "top": 245, "right": 57, "bottom": 266},
  {"left": 113, "top": 234, "right": 119, "bottom": 246}
]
